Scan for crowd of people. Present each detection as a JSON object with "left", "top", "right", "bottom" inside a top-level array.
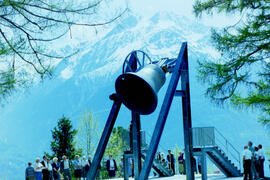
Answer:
[
  {"left": 156, "top": 150, "right": 178, "bottom": 175},
  {"left": 25, "top": 143, "right": 268, "bottom": 180},
  {"left": 156, "top": 149, "right": 202, "bottom": 176},
  {"left": 25, "top": 155, "right": 91, "bottom": 180},
  {"left": 242, "top": 141, "right": 266, "bottom": 180}
]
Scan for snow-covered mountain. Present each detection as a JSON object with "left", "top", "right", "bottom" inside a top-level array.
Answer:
[{"left": 0, "top": 12, "right": 269, "bottom": 179}]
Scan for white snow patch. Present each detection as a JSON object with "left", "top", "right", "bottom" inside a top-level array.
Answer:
[{"left": 199, "top": 46, "right": 221, "bottom": 59}]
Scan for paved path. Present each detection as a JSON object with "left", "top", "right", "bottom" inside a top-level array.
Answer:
[{"left": 105, "top": 174, "right": 244, "bottom": 180}]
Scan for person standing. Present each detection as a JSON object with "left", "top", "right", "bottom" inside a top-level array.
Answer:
[
  {"left": 60, "top": 155, "right": 72, "bottom": 180},
  {"left": 47, "top": 159, "right": 53, "bottom": 180},
  {"left": 88, "top": 156, "right": 92, "bottom": 168},
  {"left": 258, "top": 144, "right": 265, "bottom": 178},
  {"left": 52, "top": 157, "right": 60, "bottom": 180},
  {"left": 25, "top": 162, "right": 35, "bottom": 180},
  {"left": 84, "top": 156, "right": 92, "bottom": 177},
  {"left": 74, "top": 155, "right": 82, "bottom": 180},
  {"left": 160, "top": 153, "right": 167, "bottom": 167},
  {"left": 254, "top": 146, "right": 260, "bottom": 177},
  {"left": 81, "top": 156, "right": 89, "bottom": 180},
  {"left": 41, "top": 156, "right": 49, "bottom": 180},
  {"left": 106, "top": 155, "right": 118, "bottom": 178},
  {"left": 243, "top": 146, "right": 252, "bottom": 180},
  {"left": 248, "top": 141, "right": 257, "bottom": 179},
  {"left": 157, "top": 152, "right": 161, "bottom": 162},
  {"left": 192, "top": 156, "right": 197, "bottom": 174},
  {"left": 167, "top": 150, "right": 175, "bottom": 175},
  {"left": 34, "top": 158, "right": 44, "bottom": 180},
  {"left": 178, "top": 152, "right": 185, "bottom": 175}
]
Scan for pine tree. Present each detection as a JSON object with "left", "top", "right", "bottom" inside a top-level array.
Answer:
[
  {"left": 193, "top": 0, "right": 270, "bottom": 124},
  {"left": 50, "top": 116, "right": 79, "bottom": 159}
]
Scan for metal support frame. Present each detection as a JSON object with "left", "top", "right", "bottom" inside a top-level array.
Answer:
[
  {"left": 201, "top": 150, "right": 207, "bottom": 180},
  {"left": 132, "top": 112, "right": 142, "bottom": 179},
  {"left": 87, "top": 50, "right": 141, "bottom": 180},
  {"left": 180, "top": 43, "right": 194, "bottom": 180},
  {"left": 87, "top": 42, "right": 194, "bottom": 180},
  {"left": 138, "top": 42, "right": 194, "bottom": 180},
  {"left": 87, "top": 95, "right": 122, "bottom": 179}
]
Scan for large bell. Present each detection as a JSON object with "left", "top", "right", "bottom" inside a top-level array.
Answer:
[{"left": 115, "top": 64, "right": 166, "bottom": 115}]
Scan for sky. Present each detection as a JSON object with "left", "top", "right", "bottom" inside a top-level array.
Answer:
[
  {"left": 62, "top": 0, "right": 242, "bottom": 49},
  {"left": 128, "top": 0, "right": 241, "bottom": 27}
]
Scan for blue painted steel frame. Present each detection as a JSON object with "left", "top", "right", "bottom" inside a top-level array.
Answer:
[
  {"left": 87, "top": 97, "right": 122, "bottom": 179},
  {"left": 87, "top": 42, "right": 194, "bottom": 180},
  {"left": 180, "top": 44, "right": 194, "bottom": 180},
  {"left": 138, "top": 42, "right": 194, "bottom": 180},
  {"left": 132, "top": 112, "right": 142, "bottom": 179},
  {"left": 87, "top": 51, "right": 141, "bottom": 180},
  {"left": 129, "top": 52, "right": 142, "bottom": 179}
]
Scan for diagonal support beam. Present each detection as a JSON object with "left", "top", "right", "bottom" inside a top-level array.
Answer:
[
  {"left": 138, "top": 42, "right": 189, "bottom": 180},
  {"left": 87, "top": 94, "right": 122, "bottom": 180}
]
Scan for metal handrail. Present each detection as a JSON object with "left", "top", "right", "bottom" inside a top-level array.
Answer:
[
  {"left": 214, "top": 127, "right": 240, "bottom": 157},
  {"left": 213, "top": 127, "right": 241, "bottom": 170},
  {"left": 192, "top": 127, "right": 241, "bottom": 171}
]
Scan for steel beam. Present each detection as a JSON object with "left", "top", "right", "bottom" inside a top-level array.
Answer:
[
  {"left": 138, "top": 42, "right": 188, "bottom": 180},
  {"left": 201, "top": 150, "right": 207, "bottom": 180},
  {"left": 132, "top": 112, "right": 142, "bottom": 179},
  {"left": 87, "top": 95, "right": 122, "bottom": 180},
  {"left": 181, "top": 43, "right": 195, "bottom": 180},
  {"left": 174, "top": 90, "right": 185, "bottom": 97}
]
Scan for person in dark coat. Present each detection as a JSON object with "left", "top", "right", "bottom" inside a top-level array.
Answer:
[
  {"left": 167, "top": 150, "right": 175, "bottom": 175},
  {"left": 258, "top": 144, "right": 265, "bottom": 178},
  {"left": 178, "top": 152, "right": 185, "bottom": 175},
  {"left": 106, "top": 155, "right": 118, "bottom": 178},
  {"left": 243, "top": 146, "right": 252, "bottom": 180},
  {"left": 157, "top": 152, "right": 161, "bottom": 161},
  {"left": 192, "top": 156, "right": 197, "bottom": 174},
  {"left": 52, "top": 157, "right": 60, "bottom": 180},
  {"left": 84, "top": 156, "right": 92, "bottom": 177},
  {"left": 41, "top": 156, "right": 49, "bottom": 180}
]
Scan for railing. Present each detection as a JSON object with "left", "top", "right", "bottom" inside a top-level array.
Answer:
[{"left": 192, "top": 127, "right": 241, "bottom": 171}]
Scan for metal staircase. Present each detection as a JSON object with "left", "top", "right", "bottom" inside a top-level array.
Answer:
[
  {"left": 122, "top": 130, "right": 173, "bottom": 178},
  {"left": 207, "top": 147, "right": 241, "bottom": 177},
  {"left": 141, "top": 152, "right": 174, "bottom": 177},
  {"left": 192, "top": 127, "right": 242, "bottom": 177},
  {"left": 141, "top": 131, "right": 174, "bottom": 177}
]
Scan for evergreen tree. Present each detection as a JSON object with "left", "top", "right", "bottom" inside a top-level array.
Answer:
[
  {"left": 193, "top": 0, "right": 270, "bottom": 124},
  {"left": 50, "top": 116, "right": 79, "bottom": 159}
]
